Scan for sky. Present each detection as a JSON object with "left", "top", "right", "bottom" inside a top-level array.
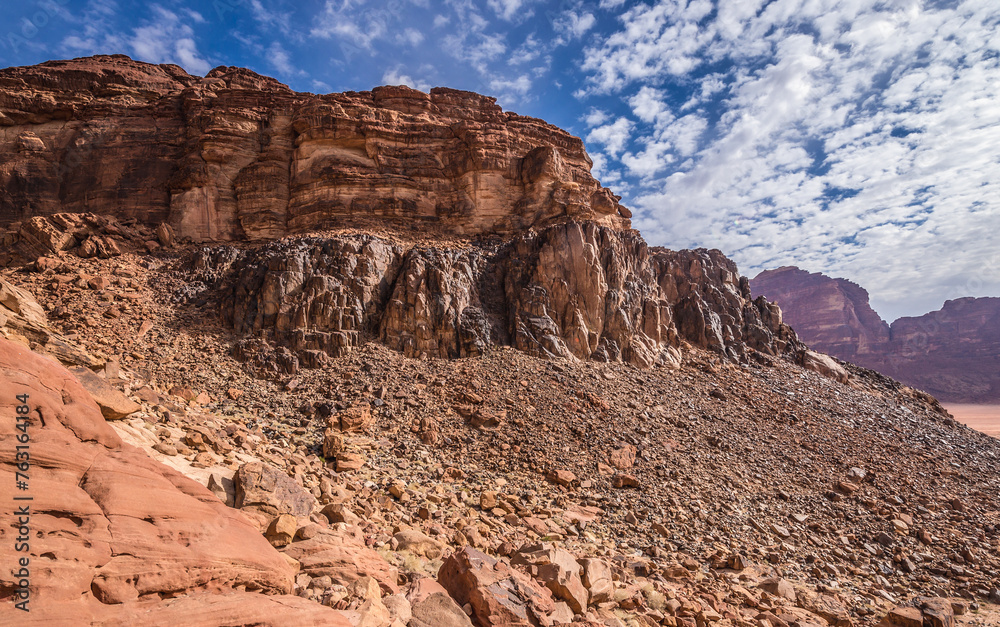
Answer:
[{"left": 2, "top": 0, "right": 999, "bottom": 321}]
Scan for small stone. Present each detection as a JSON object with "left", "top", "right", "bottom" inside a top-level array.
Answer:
[
  {"left": 266, "top": 514, "right": 297, "bottom": 547},
  {"left": 612, "top": 473, "right": 639, "bottom": 488},
  {"left": 758, "top": 578, "right": 796, "bottom": 602},
  {"left": 336, "top": 452, "right": 365, "bottom": 472},
  {"left": 608, "top": 445, "right": 637, "bottom": 470},
  {"left": 886, "top": 606, "right": 923, "bottom": 627},
  {"left": 480, "top": 491, "right": 498, "bottom": 509},
  {"left": 547, "top": 469, "right": 576, "bottom": 487}
]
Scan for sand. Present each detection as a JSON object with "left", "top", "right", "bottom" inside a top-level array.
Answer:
[{"left": 943, "top": 404, "right": 1000, "bottom": 438}]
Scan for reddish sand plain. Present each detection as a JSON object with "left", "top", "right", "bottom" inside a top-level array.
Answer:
[{"left": 943, "top": 404, "right": 1000, "bottom": 438}]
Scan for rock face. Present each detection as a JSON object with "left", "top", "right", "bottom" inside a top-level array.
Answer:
[
  {"left": 0, "top": 55, "right": 629, "bottom": 242},
  {"left": 197, "top": 221, "right": 799, "bottom": 369},
  {"left": 0, "top": 337, "right": 346, "bottom": 624},
  {"left": 751, "top": 267, "right": 1000, "bottom": 402},
  {"left": 881, "top": 297, "right": 1000, "bottom": 403},
  {"left": 750, "top": 267, "right": 890, "bottom": 361}
]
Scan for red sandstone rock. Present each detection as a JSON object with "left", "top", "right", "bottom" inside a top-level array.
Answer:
[
  {"left": 438, "top": 547, "right": 562, "bottom": 626},
  {"left": 0, "top": 55, "right": 629, "bottom": 242},
  {"left": 0, "top": 337, "right": 343, "bottom": 623}
]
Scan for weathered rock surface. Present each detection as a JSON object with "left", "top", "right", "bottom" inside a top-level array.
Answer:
[
  {"left": 0, "top": 275, "right": 103, "bottom": 368},
  {"left": 68, "top": 364, "right": 141, "bottom": 419},
  {"left": 0, "top": 337, "right": 344, "bottom": 623},
  {"left": 752, "top": 266, "right": 1000, "bottom": 402},
  {"left": 438, "top": 547, "right": 564, "bottom": 627},
  {"left": 0, "top": 55, "right": 629, "bottom": 242},
  {"left": 234, "top": 460, "right": 317, "bottom": 525},
  {"left": 199, "top": 222, "right": 799, "bottom": 369}
]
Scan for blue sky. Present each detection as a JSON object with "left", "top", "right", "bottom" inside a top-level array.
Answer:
[{"left": 2, "top": 0, "right": 999, "bottom": 321}]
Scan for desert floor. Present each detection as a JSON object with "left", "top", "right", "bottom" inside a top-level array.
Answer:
[{"left": 944, "top": 404, "right": 1000, "bottom": 439}]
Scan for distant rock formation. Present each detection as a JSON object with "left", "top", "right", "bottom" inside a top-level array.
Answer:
[
  {"left": 0, "top": 55, "right": 629, "bottom": 242},
  {"left": 750, "top": 267, "right": 889, "bottom": 361},
  {"left": 751, "top": 267, "right": 1000, "bottom": 403}
]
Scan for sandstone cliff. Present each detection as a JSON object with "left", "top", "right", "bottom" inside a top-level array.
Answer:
[
  {"left": 750, "top": 267, "right": 890, "bottom": 361},
  {"left": 0, "top": 56, "right": 809, "bottom": 374},
  {"left": 0, "top": 55, "right": 629, "bottom": 242},
  {"left": 751, "top": 267, "right": 1000, "bottom": 403}
]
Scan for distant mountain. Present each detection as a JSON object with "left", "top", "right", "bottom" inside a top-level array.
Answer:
[{"left": 751, "top": 267, "right": 1000, "bottom": 403}]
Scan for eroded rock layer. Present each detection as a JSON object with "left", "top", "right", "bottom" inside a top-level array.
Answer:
[
  {"left": 195, "top": 222, "right": 799, "bottom": 370},
  {"left": 0, "top": 55, "right": 629, "bottom": 242}
]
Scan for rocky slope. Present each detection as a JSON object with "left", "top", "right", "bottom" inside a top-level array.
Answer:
[
  {"left": 1, "top": 55, "right": 999, "bottom": 626},
  {"left": 0, "top": 55, "right": 629, "bottom": 242},
  {"left": 2, "top": 242, "right": 999, "bottom": 625},
  {"left": 750, "top": 267, "right": 1000, "bottom": 403}
]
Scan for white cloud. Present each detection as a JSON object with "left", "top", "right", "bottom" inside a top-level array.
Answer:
[
  {"left": 128, "top": 5, "right": 210, "bottom": 75},
  {"left": 554, "top": 11, "right": 596, "bottom": 40},
  {"left": 267, "top": 41, "right": 295, "bottom": 76},
  {"left": 583, "top": 108, "right": 609, "bottom": 127},
  {"left": 628, "top": 86, "right": 670, "bottom": 124},
  {"left": 488, "top": 0, "right": 533, "bottom": 21},
  {"left": 311, "top": 79, "right": 332, "bottom": 93},
  {"left": 579, "top": 0, "right": 1000, "bottom": 318},
  {"left": 248, "top": 0, "right": 293, "bottom": 35},
  {"left": 382, "top": 68, "right": 432, "bottom": 92},
  {"left": 398, "top": 28, "right": 424, "bottom": 46},
  {"left": 490, "top": 74, "right": 532, "bottom": 98},
  {"left": 310, "top": 0, "right": 388, "bottom": 50},
  {"left": 586, "top": 117, "right": 634, "bottom": 156}
]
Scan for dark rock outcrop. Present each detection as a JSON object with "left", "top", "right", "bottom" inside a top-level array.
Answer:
[{"left": 195, "top": 222, "right": 799, "bottom": 369}]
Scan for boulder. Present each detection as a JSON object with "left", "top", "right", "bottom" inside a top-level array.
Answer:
[
  {"left": 608, "top": 444, "right": 637, "bottom": 470},
  {"left": 334, "top": 406, "right": 373, "bottom": 433},
  {"left": 759, "top": 577, "right": 797, "bottom": 602},
  {"left": 800, "top": 350, "right": 850, "bottom": 384},
  {"left": 579, "top": 558, "right": 613, "bottom": 605},
  {"left": 408, "top": 578, "right": 475, "bottom": 627},
  {"left": 393, "top": 529, "right": 445, "bottom": 559},
  {"left": 511, "top": 543, "right": 588, "bottom": 613},
  {"left": 68, "top": 365, "right": 141, "bottom": 420},
  {"left": 234, "top": 461, "right": 317, "bottom": 525},
  {"left": 282, "top": 526, "right": 399, "bottom": 594},
  {"left": 438, "top": 547, "right": 560, "bottom": 627}
]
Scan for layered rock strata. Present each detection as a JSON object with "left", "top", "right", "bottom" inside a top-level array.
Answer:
[{"left": 0, "top": 55, "right": 629, "bottom": 242}]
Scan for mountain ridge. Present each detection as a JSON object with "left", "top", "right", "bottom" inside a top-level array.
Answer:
[{"left": 751, "top": 266, "right": 1000, "bottom": 403}]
